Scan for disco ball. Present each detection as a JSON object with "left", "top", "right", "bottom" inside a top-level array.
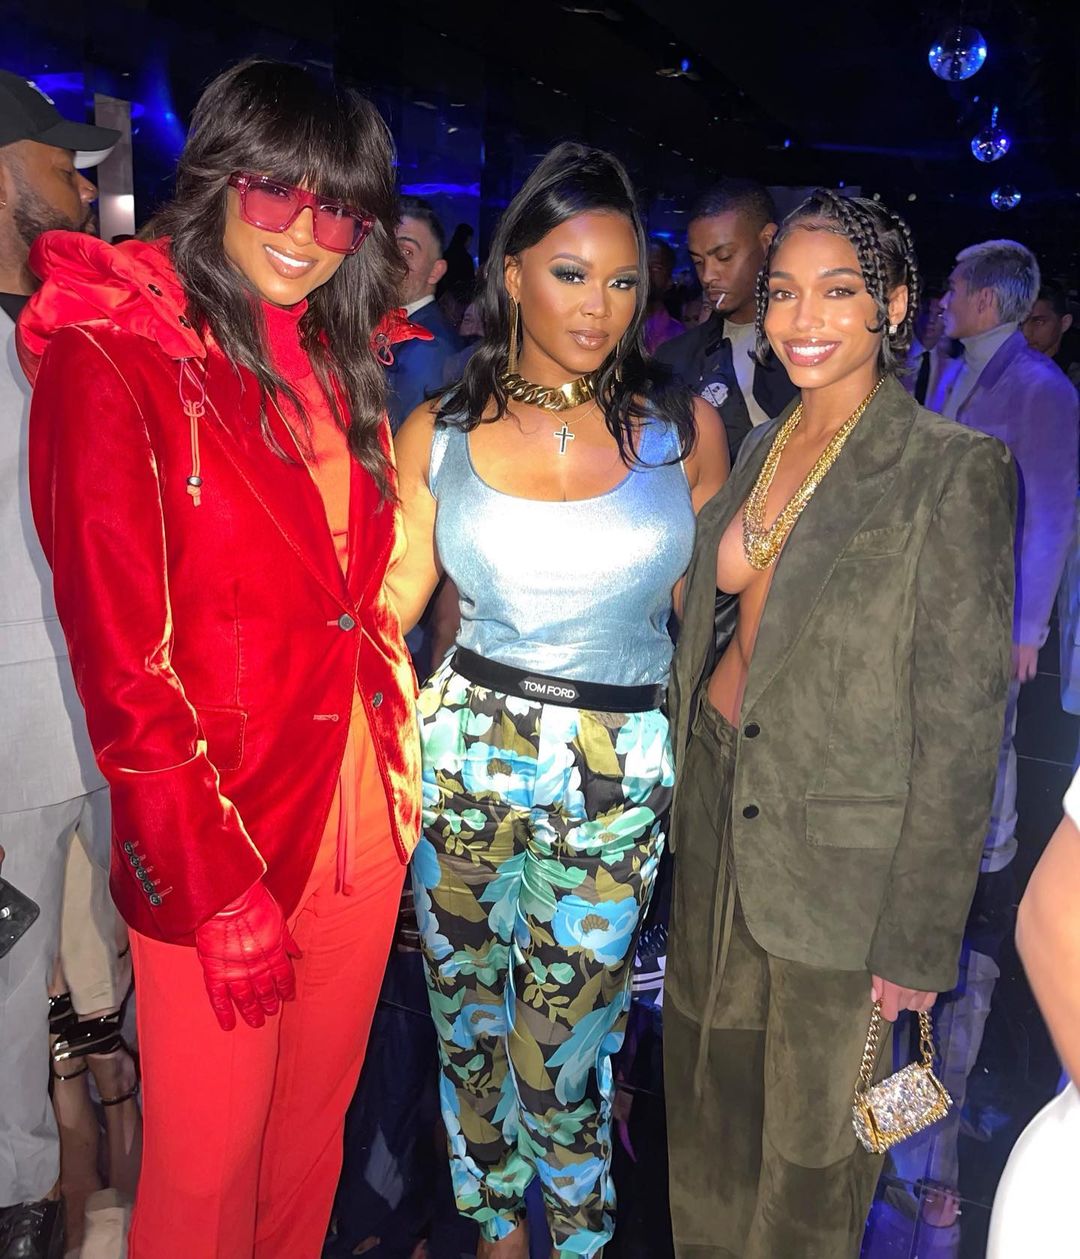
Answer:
[
  {"left": 990, "top": 186, "right": 1022, "bottom": 211},
  {"left": 971, "top": 111, "right": 1011, "bottom": 163},
  {"left": 928, "top": 25, "right": 988, "bottom": 81}
]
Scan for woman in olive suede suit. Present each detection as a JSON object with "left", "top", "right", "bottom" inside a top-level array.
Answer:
[{"left": 664, "top": 191, "right": 1017, "bottom": 1259}]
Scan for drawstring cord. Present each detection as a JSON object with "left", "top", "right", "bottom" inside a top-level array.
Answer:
[{"left": 178, "top": 360, "right": 207, "bottom": 506}]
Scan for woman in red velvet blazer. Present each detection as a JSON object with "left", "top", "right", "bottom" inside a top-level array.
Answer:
[{"left": 20, "top": 60, "right": 425, "bottom": 1259}]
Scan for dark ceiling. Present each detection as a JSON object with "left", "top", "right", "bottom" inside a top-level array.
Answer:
[
  {"left": 5, "top": 0, "right": 1080, "bottom": 278},
  {"left": 342, "top": 0, "right": 1080, "bottom": 277}
]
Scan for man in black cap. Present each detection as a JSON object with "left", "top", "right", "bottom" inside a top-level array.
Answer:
[{"left": 0, "top": 70, "right": 117, "bottom": 1259}]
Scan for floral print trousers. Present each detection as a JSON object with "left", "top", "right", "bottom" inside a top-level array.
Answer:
[{"left": 411, "top": 661, "right": 672, "bottom": 1257}]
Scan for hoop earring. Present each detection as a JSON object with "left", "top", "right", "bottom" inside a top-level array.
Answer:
[
  {"left": 614, "top": 339, "right": 624, "bottom": 383},
  {"left": 507, "top": 296, "right": 520, "bottom": 373}
]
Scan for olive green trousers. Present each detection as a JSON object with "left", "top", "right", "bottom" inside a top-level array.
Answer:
[{"left": 664, "top": 697, "right": 891, "bottom": 1259}]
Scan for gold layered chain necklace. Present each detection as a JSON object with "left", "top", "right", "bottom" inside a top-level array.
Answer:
[{"left": 742, "top": 377, "right": 885, "bottom": 570}]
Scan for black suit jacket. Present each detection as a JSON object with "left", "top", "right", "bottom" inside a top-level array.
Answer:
[
  {"left": 386, "top": 300, "right": 463, "bottom": 431},
  {"left": 655, "top": 312, "right": 798, "bottom": 462}
]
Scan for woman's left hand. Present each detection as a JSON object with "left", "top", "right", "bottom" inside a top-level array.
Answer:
[{"left": 871, "top": 975, "right": 937, "bottom": 1021}]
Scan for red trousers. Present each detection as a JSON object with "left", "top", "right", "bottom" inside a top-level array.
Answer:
[{"left": 128, "top": 703, "right": 405, "bottom": 1259}]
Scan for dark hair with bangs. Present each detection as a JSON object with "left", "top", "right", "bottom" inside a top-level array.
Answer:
[
  {"left": 754, "top": 189, "right": 919, "bottom": 376},
  {"left": 156, "top": 58, "right": 404, "bottom": 493},
  {"left": 437, "top": 142, "right": 695, "bottom": 466}
]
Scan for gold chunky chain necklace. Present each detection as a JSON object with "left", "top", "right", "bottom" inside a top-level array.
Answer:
[
  {"left": 742, "top": 377, "right": 885, "bottom": 570},
  {"left": 500, "top": 369, "right": 596, "bottom": 413}
]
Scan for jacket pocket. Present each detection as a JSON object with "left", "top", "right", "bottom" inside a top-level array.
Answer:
[
  {"left": 194, "top": 705, "right": 248, "bottom": 773},
  {"left": 805, "top": 793, "right": 906, "bottom": 849},
  {"left": 841, "top": 523, "right": 912, "bottom": 558}
]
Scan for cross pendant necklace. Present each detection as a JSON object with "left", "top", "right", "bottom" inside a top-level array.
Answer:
[{"left": 554, "top": 423, "right": 575, "bottom": 455}]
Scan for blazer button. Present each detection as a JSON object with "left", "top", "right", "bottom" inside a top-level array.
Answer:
[
  {"left": 742, "top": 804, "right": 760, "bottom": 820},
  {"left": 744, "top": 722, "right": 761, "bottom": 738},
  {"left": 372, "top": 691, "right": 384, "bottom": 708},
  {"left": 149, "top": 894, "right": 162, "bottom": 907},
  {"left": 122, "top": 841, "right": 134, "bottom": 854},
  {"left": 337, "top": 613, "right": 356, "bottom": 631}
]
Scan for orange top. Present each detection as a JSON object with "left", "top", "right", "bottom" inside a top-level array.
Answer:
[{"left": 264, "top": 301, "right": 390, "bottom": 899}]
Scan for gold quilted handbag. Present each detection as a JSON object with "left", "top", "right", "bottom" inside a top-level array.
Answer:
[{"left": 852, "top": 1001, "right": 952, "bottom": 1154}]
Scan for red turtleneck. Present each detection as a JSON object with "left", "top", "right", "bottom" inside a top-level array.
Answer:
[
  {"left": 262, "top": 298, "right": 387, "bottom": 897},
  {"left": 262, "top": 298, "right": 352, "bottom": 572}
]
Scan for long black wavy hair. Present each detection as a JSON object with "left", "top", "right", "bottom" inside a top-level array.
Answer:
[
  {"left": 755, "top": 189, "right": 920, "bottom": 376},
  {"left": 156, "top": 58, "right": 404, "bottom": 494},
  {"left": 438, "top": 142, "right": 695, "bottom": 465}
]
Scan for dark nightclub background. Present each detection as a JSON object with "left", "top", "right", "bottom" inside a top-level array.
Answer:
[
  {"left": 3, "top": 0, "right": 1080, "bottom": 285},
  {"left": 4, "top": 4, "right": 1080, "bottom": 1258}
]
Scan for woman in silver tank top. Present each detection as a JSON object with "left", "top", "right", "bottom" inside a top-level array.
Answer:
[{"left": 387, "top": 143, "right": 728, "bottom": 1259}]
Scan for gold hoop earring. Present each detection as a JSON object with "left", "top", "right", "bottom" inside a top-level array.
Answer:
[{"left": 507, "top": 296, "right": 520, "bottom": 373}]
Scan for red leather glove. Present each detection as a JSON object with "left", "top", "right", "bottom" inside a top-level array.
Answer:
[{"left": 195, "top": 882, "right": 300, "bottom": 1031}]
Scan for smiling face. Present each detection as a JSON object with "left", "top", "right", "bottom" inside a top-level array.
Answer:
[
  {"left": 763, "top": 224, "right": 907, "bottom": 391},
  {"left": 504, "top": 210, "right": 640, "bottom": 382},
  {"left": 223, "top": 184, "right": 346, "bottom": 307}
]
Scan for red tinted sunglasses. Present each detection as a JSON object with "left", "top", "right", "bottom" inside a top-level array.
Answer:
[{"left": 227, "top": 172, "right": 376, "bottom": 255}]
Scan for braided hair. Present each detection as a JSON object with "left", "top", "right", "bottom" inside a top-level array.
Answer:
[{"left": 754, "top": 190, "right": 920, "bottom": 376}]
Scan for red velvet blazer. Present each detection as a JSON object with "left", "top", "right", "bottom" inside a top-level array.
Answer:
[{"left": 21, "top": 232, "right": 425, "bottom": 943}]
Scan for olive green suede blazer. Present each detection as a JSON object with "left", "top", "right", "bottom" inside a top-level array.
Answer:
[{"left": 669, "top": 375, "right": 1017, "bottom": 992}]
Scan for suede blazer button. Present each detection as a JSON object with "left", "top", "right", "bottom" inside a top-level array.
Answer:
[
  {"left": 742, "top": 804, "right": 760, "bottom": 819},
  {"left": 744, "top": 722, "right": 760, "bottom": 738},
  {"left": 372, "top": 691, "right": 384, "bottom": 708},
  {"left": 337, "top": 613, "right": 356, "bottom": 631}
]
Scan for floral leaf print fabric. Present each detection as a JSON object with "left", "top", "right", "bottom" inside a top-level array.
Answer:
[{"left": 412, "top": 662, "right": 672, "bottom": 1256}]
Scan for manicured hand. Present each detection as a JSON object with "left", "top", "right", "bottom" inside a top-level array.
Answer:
[
  {"left": 871, "top": 976, "right": 937, "bottom": 1022},
  {"left": 195, "top": 882, "right": 300, "bottom": 1031}
]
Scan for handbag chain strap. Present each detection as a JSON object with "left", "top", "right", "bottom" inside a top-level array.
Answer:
[{"left": 856, "top": 1000, "right": 936, "bottom": 1094}]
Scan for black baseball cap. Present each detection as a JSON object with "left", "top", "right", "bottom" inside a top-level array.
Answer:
[{"left": 0, "top": 70, "right": 119, "bottom": 168}]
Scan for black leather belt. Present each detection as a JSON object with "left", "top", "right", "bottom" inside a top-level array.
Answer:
[{"left": 451, "top": 648, "right": 664, "bottom": 714}]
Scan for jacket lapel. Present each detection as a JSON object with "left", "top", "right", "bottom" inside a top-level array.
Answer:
[
  {"left": 345, "top": 421, "right": 397, "bottom": 607},
  {"left": 672, "top": 424, "right": 774, "bottom": 763},
  {"left": 740, "top": 377, "right": 916, "bottom": 717},
  {"left": 197, "top": 353, "right": 351, "bottom": 609},
  {"left": 956, "top": 330, "right": 1025, "bottom": 423}
]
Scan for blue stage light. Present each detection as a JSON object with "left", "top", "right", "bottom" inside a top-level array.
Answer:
[
  {"left": 928, "top": 25, "right": 987, "bottom": 81},
  {"left": 971, "top": 106, "right": 1011, "bottom": 163}
]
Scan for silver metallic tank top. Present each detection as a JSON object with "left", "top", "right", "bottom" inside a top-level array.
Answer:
[{"left": 429, "top": 418, "right": 695, "bottom": 687}]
